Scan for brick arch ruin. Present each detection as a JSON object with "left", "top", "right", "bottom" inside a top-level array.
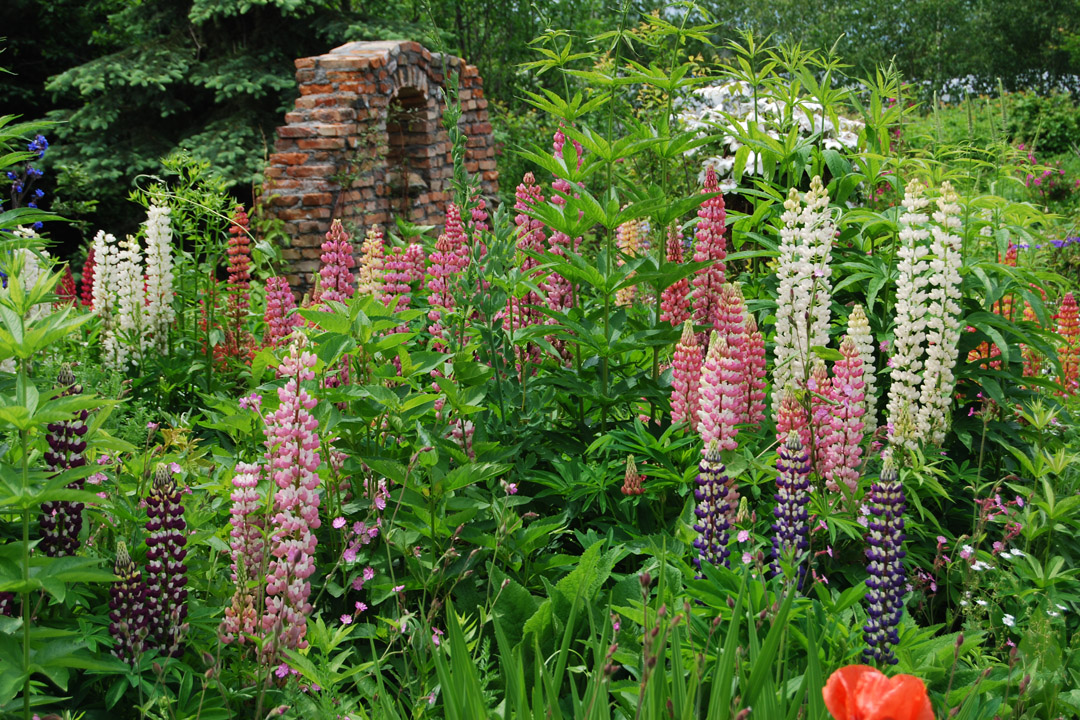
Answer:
[{"left": 264, "top": 40, "right": 498, "bottom": 290}]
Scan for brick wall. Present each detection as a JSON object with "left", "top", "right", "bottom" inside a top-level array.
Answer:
[{"left": 264, "top": 40, "right": 498, "bottom": 292}]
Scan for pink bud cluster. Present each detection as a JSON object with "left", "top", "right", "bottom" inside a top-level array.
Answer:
[
  {"left": 502, "top": 173, "right": 548, "bottom": 366},
  {"left": 807, "top": 361, "right": 840, "bottom": 481},
  {"left": 827, "top": 337, "right": 868, "bottom": 495},
  {"left": 743, "top": 315, "right": 767, "bottom": 428},
  {"left": 691, "top": 168, "right": 727, "bottom": 339},
  {"left": 263, "top": 277, "right": 301, "bottom": 349},
  {"left": 698, "top": 332, "right": 741, "bottom": 451},
  {"left": 315, "top": 219, "right": 356, "bottom": 305},
  {"left": 262, "top": 343, "right": 322, "bottom": 656},
  {"left": 671, "top": 321, "right": 703, "bottom": 427},
  {"left": 660, "top": 225, "right": 692, "bottom": 327},
  {"left": 427, "top": 204, "right": 470, "bottom": 350},
  {"left": 382, "top": 242, "right": 425, "bottom": 312},
  {"left": 221, "top": 462, "right": 265, "bottom": 645}
]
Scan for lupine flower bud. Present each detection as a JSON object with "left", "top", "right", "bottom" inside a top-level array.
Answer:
[
  {"left": 56, "top": 265, "right": 78, "bottom": 306},
  {"left": 110, "top": 541, "right": 149, "bottom": 664},
  {"left": 615, "top": 218, "right": 642, "bottom": 306},
  {"left": 807, "top": 360, "right": 840, "bottom": 480},
  {"left": 262, "top": 341, "right": 322, "bottom": 657},
  {"left": 621, "top": 455, "right": 644, "bottom": 496},
  {"left": 660, "top": 224, "right": 691, "bottom": 327},
  {"left": 145, "top": 464, "right": 189, "bottom": 658},
  {"left": 671, "top": 321, "right": 703, "bottom": 427},
  {"left": 356, "top": 225, "right": 385, "bottom": 297},
  {"left": 828, "top": 337, "right": 867, "bottom": 496},
  {"left": 771, "top": 432, "right": 811, "bottom": 585},
  {"left": 743, "top": 314, "right": 767, "bottom": 428},
  {"left": 846, "top": 305, "right": 877, "bottom": 421},
  {"left": 776, "top": 386, "right": 809, "bottom": 449},
  {"left": 39, "top": 365, "right": 89, "bottom": 557},
  {"left": 691, "top": 168, "right": 727, "bottom": 340},
  {"left": 863, "top": 454, "right": 907, "bottom": 665},
  {"left": 427, "top": 204, "right": 469, "bottom": 350},
  {"left": 314, "top": 219, "right": 356, "bottom": 305},
  {"left": 692, "top": 440, "right": 737, "bottom": 573},
  {"left": 1056, "top": 291, "right": 1079, "bottom": 394},
  {"left": 221, "top": 462, "right": 265, "bottom": 645},
  {"left": 263, "top": 277, "right": 301, "bottom": 349},
  {"left": 79, "top": 247, "right": 96, "bottom": 308},
  {"left": 221, "top": 205, "right": 256, "bottom": 362}
]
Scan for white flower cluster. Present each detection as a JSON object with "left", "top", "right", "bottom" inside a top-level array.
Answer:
[
  {"left": 144, "top": 205, "right": 175, "bottom": 354},
  {"left": 92, "top": 204, "right": 175, "bottom": 369},
  {"left": 771, "top": 176, "right": 835, "bottom": 415},
  {"left": 91, "top": 229, "right": 127, "bottom": 370},
  {"left": 887, "top": 180, "right": 964, "bottom": 450},
  {"left": 678, "top": 80, "right": 864, "bottom": 191},
  {"left": 846, "top": 304, "right": 878, "bottom": 420},
  {"left": 116, "top": 233, "right": 147, "bottom": 357}
]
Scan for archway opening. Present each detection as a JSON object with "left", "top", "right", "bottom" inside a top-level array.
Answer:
[{"left": 385, "top": 86, "right": 435, "bottom": 220}]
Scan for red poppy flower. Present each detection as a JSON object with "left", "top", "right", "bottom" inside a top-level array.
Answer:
[{"left": 823, "top": 665, "right": 934, "bottom": 720}]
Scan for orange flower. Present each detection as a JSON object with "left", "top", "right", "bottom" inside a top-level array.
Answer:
[{"left": 823, "top": 665, "right": 934, "bottom": 720}]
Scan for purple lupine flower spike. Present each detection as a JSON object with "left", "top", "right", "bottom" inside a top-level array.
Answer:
[
  {"left": 109, "top": 541, "right": 149, "bottom": 663},
  {"left": 145, "top": 463, "right": 189, "bottom": 658},
  {"left": 863, "top": 453, "right": 907, "bottom": 665},
  {"left": 39, "top": 364, "right": 90, "bottom": 557},
  {"left": 692, "top": 440, "right": 736, "bottom": 573},
  {"left": 771, "top": 431, "right": 812, "bottom": 585}
]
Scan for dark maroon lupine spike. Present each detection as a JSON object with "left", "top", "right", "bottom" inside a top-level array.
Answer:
[
  {"left": 692, "top": 440, "right": 736, "bottom": 574},
  {"left": 109, "top": 541, "right": 149, "bottom": 663},
  {"left": 39, "top": 364, "right": 90, "bottom": 557},
  {"left": 863, "top": 455, "right": 907, "bottom": 666},
  {"left": 145, "top": 464, "right": 189, "bottom": 658},
  {"left": 771, "top": 431, "right": 812, "bottom": 586}
]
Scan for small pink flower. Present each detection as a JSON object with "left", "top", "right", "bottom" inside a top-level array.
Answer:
[
  {"left": 147, "top": 421, "right": 160, "bottom": 431},
  {"left": 340, "top": 614, "right": 352, "bottom": 625},
  {"left": 275, "top": 663, "right": 290, "bottom": 679},
  {"left": 937, "top": 536, "right": 947, "bottom": 546},
  {"left": 432, "top": 628, "right": 444, "bottom": 646},
  {"left": 354, "top": 601, "right": 367, "bottom": 612},
  {"left": 332, "top": 517, "right": 346, "bottom": 529},
  {"left": 737, "top": 530, "right": 750, "bottom": 543},
  {"left": 363, "top": 566, "right": 375, "bottom": 581},
  {"left": 343, "top": 547, "right": 357, "bottom": 563},
  {"left": 393, "top": 584, "right": 404, "bottom": 593},
  {"left": 352, "top": 576, "right": 365, "bottom": 591},
  {"left": 741, "top": 552, "right": 752, "bottom": 564},
  {"left": 1016, "top": 495, "right": 1024, "bottom": 508},
  {"left": 169, "top": 462, "right": 182, "bottom": 473}
]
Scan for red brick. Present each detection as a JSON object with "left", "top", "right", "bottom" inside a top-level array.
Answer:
[
  {"left": 319, "top": 56, "right": 370, "bottom": 71},
  {"left": 302, "top": 192, "right": 334, "bottom": 206},
  {"left": 295, "top": 58, "right": 316, "bottom": 70},
  {"left": 300, "top": 83, "right": 333, "bottom": 95},
  {"left": 277, "top": 125, "right": 317, "bottom": 138},
  {"left": 286, "top": 165, "right": 337, "bottom": 178},
  {"left": 312, "top": 108, "right": 356, "bottom": 123},
  {"left": 297, "top": 137, "right": 346, "bottom": 150},
  {"left": 269, "top": 152, "right": 307, "bottom": 166},
  {"left": 314, "top": 123, "right": 354, "bottom": 137}
]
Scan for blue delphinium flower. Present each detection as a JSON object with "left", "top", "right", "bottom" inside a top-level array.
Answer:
[
  {"left": 692, "top": 440, "right": 736, "bottom": 573},
  {"left": 28, "top": 135, "right": 48, "bottom": 159},
  {"left": 771, "top": 431, "right": 812, "bottom": 586},
  {"left": 863, "top": 454, "right": 907, "bottom": 665},
  {"left": 5, "top": 134, "right": 49, "bottom": 229}
]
